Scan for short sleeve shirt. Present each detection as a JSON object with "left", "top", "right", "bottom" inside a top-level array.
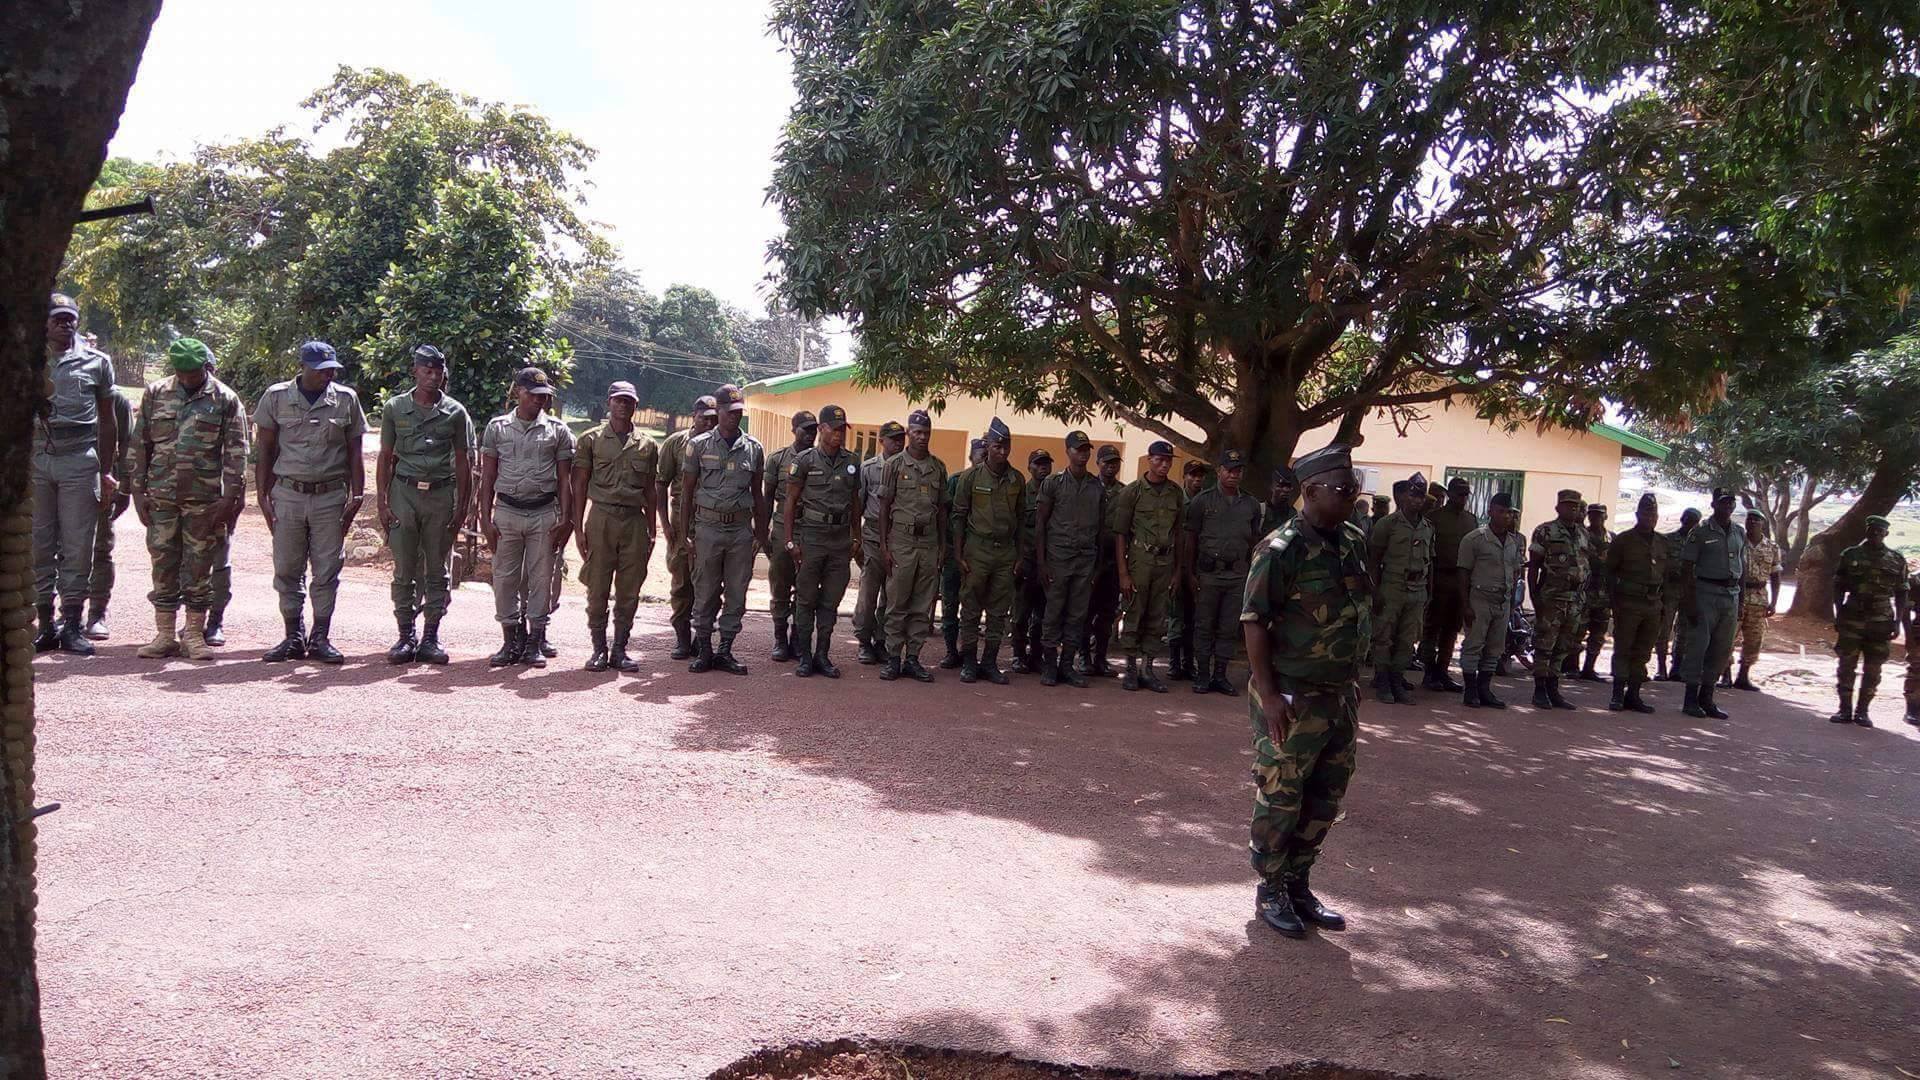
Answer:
[
  {"left": 1458, "top": 526, "right": 1525, "bottom": 594},
  {"left": 1037, "top": 469, "right": 1106, "bottom": 557},
  {"left": 576, "top": 423, "right": 659, "bottom": 508},
  {"left": 1680, "top": 518, "right": 1746, "bottom": 587},
  {"left": 380, "top": 390, "right": 475, "bottom": 481},
  {"left": 1112, "top": 478, "right": 1186, "bottom": 553},
  {"left": 481, "top": 411, "right": 576, "bottom": 499},
  {"left": 44, "top": 342, "right": 115, "bottom": 431},
  {"left": 688, "top": 428, "right": 766, "bottom": 515},
  {"left": 658, "top": 427, "right": 696, "bottom": 515},
  {"left": 253, "top": 379, "right": 369, "bottom": 482},
  {"left": 1186, "top": 488, "right": 1264, "bottom": 570},
  {"left": 789, "top": 445, "right": 862, "bottom": 532}
]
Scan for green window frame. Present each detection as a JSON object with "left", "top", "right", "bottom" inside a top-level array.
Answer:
[{"left": 1445, "top": 468, "right": 1525, "bottom": 519}]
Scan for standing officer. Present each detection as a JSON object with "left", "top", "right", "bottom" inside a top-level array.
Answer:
[
  {"left": 1527, "top": 490, "right": 1590, "bottom": 708},
  {"left": 479, "top": 368, "right": 575, "bottom": 667},
  {"left": 254, "top": 341, "right": 367, "bottom": 664},
  {"left": 683, "top": 384, "right": 766, "bottom": 675},
  {"left": 1420, "top": 477, "right": 1477, "bottom": 690},
  {"left": 34, "top": 293, "right": 119, "bottom": 655},
  {"left": 571, "top": 381, "right": 658, "bottom": 672},
  {"left": 939, "top": 438, "right": 988, "bottom": 670},
  {"left": 1035, "top": 432, "right": 1104, "bottom": 687},
  {"left": 1656, "top": 507, "right": 1702, "bottom": 680},
  {"left": 1183, "top": 448, "right": 1262, "bottom": 695},
  {"left": 951, "top": 418, "right": 1024, "bottom": 684},
  {"left": 853, "top": 419, "right": 906, "bottom": 664},
  {"left": 657, "top": 395, "right": 718, "bottom": 660},
  {"left": 1242, "top": 443, "right": 1369, "bottom": 939},
  {"left": 1262, "top": 466, "right": 1298, "bottom": 537},
  {"left": 1829, "top": 515, "right": 1907, "bottom": 727},
  {"left": 1080, "top": 444, "right": 1125, "bottom": 676},
  {"left": 128, "top": 338, "right": 247, "bottom": 661},
  {"left": 1576, "top": 502, "right": 1614, "bottom": 682},
  {"left": 1010, "top": 447, "right": 1053, "bottom": 674},
  {"left": 765, "top": 410, "right": 818, "bottom": 662},
  {"left": 1678, "top": 489, "right": 1746, "bottom": 719},
  {"left": 1365, "top": 494, "right": 1392, "bottom": 540},
  {"left": 877, "top": 409, "right": 947, "bottom": 682},
  {"left": 83, "top": 381, "right": 134, "bottom": 641},
  {"left": 1604, "top": 494, "right": 1666, "bottom": 712},
  {"left": 1456, "top": 492, "right": 1524, "bottom": 708},
  {"left": 1367, "top": 475, "right": 1433, "bottom": 704},
  {"left": 1113, "top": 440, "right": 1185, "bottom": 692},
  {"left": 783, "top": 404, "right": 861, "bottom": 677},
  {"left": 1167, "top": 459, "right": 1212, "bottom": 681},
  {"left": 376, "top": 345, "right": 474, "bottom": 666},
  {"left": 1730, "top": 510, "right": 1781, "bottom": 692}
]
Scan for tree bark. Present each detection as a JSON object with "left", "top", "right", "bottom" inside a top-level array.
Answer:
[
  {"left": 1784, "top": 473, "right": 1824, "bottom": 572},
  {"left": 1788, "top": 454, "right": 1918, "bottom": 618},
  {"left": 0, "top": 3, "right": 165, "bottom": 1073}
]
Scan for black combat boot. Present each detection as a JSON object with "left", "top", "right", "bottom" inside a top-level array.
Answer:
[
  {"left": 520, "top": 624, "right": 546, "bottom": 668},
  {"left": 610, "top": 620, "right": 640, "bottom": 673},
  {"left": 1093, "top": 630, "right": 1115, "bottom": 677},
  {"left": 1682, "top": 683, "right": 1705, "bottom": 717},
  {"left": 585, "top": 626, "right": 611, "bottom": 672},
  {"left": 903, "top": 651, "right": 935, "bottom": 683},
  {"left": 1478, "top": 672, "right": 1507, "bottom": 710},
  {"left": 958, "top": 643, "right": 979, "bottom": 684},
  {"left": 880, "top": 653, "right": 903, "bottom": 681},
  {"left": 1853, "top": 691, "right": 1875, "bottom": 728},
  {"left": 388, "top": 615, "right": 419, "bottom": 664},
  {"left": 1580, "top": 644, "right": 1606, "bottom": 682},
  {"left": 203, "top": 603, "right": 227, "bottom": 647},
  {"left": 1624, "top": 679, "right": 1654, "bottom": 714},
  {"left": 1193, "top": 662, "right": 1212, "bottom": 694},
  {"left": 1040, "top": 647, "right": 1060, "bottom": 687},
  {"left": 1060, "top": 648, "right": 1089, "bottom": 689},
  {"left": 1141, "top": 658, "right": 1168, "bottom": 694},
  {"left": 1698, "top": 682, "right": 1727, "bottom": 719},
  {"left": 1373, "top": 671, "right": 1394, "bottom": 704},
  {"left": 1560, "top": 652, "right": 1579, "bottom": 677},
  {"left": 1420, "top": 660, "right": 1447, "bottom": 691},
  {"left": 1829, "top": 689, "right": 1854, "bottom": 724},
  {"left": 490, "top": 623, "right": 522, "bottom": 667},
  {"left": 1533, "top": 677, "right": 1553, "bottom": 709},
  {"left": 1717, "top": 667, "right": 1735, "bottom": 690},
  {"left": 813, "top": 634, "right": 840, "bottom": 679},
  {"left": 714, "top": 633, "right": 749, "bottom": 675},
  {"left": 670, "top": 621, "right": 694, "bottom": 661},
  {"left": 57, "top": 604, "right": 95, "bottom": 656},
  {"left": 264, "top": 616, "right": 308, "bottom": 662},
  {"left": 1905, "top": 702, "right": 1919, "bottom": 728},
  {"left": 979, "top": 642, "right": 1008, "bottom": 685},
  {"left": 856, "top": 635, "right": 882, "bottom": 666},
  {"left": 1426, "top": 660, "right": 1463, "bottom": 693},
  {"left": 794, "top": 624, "right": 816, "bottom": 677},
  {"left": 1209, "top": 660, "right": 1238, "bottom": 696},
  {"left": 33, "top": 604, "right": 58, "bottom": 654},
  {"left": 1122, "top": 657, "right": 1141, "bottom": 692},
  {"left": 1010, "top": 633, "right": 1033, "bottom": 674},
  {"left": 1463, "top": 674, "right": 1484, "bottom": 709},
  {"left": 939, "top": 625, "right": 963, "bottom": 669},
  {"left": 688, "top": 634, "right": 715, "bottom": 673},
  {"left": 1655, "top": 646, "right": 1670, "bottom": 681},
  {"left": 771, "top": 617, "right": 794, "bottom": 663},
  {"left": 1547, "top": 675, "right": 1575, "bottom": 710},
  {"left": 1390, "top": 671, "right": 1415, "bottom": 705},
  {"left": 1288, "top": 875, "right": 1347, "bottom": 931},
  {"left": 1256, "top": 882, "right": 1306, "bottom": 939},
  {"left": 307, "top": 618, "right": 345, "bottom": 664},
  {"left": 1733, "top": 663, "right": 1759, "bottom": 691},
  {"left": 416, "top": 617, "right": 449, "bottom": 665},
  {"left": 1608, "top": 679, "right": 1627, "bottom": 712}
]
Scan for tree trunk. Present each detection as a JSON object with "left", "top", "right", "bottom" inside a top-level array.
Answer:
[
  {"left": 1784, "top": 474, "right": 1822, "bottom": 573},
  {"left": 0, "top": 3, "right": 165, "bottom": 1073},
  {"left": 1788, "top": 454, "right": 1918, "bottom": 618}
]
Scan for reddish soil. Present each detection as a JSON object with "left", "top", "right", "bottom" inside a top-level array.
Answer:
[{"left": 29, "top": 512, "right": 1920, "bottom": 1079}]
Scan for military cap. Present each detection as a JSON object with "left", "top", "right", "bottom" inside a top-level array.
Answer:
[
  {"left": 1146, "top": 440, "right": 1175, "bottom": 459},
  {"left": 1272, "top": 464, "right": 1297, "bottom": 485},
  {"left": 1637, "top": 493, "right": 1659, "bottom": 512},
  {"left": 1028, "top": 448, "right": 1053, "bottom": 465},
  {"left": 818, "top": 404, "right": 848, "bottom": 429},
  {"left": 1489, "top": 491, "right": 1514, "bottom": 510},
  {"left": 1556, "top": 488, "right": 1583, "bottom": 506},
  {"left": 412, "top": 344, "right": 447, "bottom": 368},
  {"left": 1680, "top": 507, "right": 1702, "bottom": 524},
  {"left": 1372, "top": 493, "right": 1391, "bottom": 506},
  {"left": 1219, "top": 448, "right": 1248, "bottom": 470},
  {"left": 300, "top": 341, "right": 343, "bottom": 370},
  {"left": 907, "top": 409, "right": 933, "bottom": 431},
  {"left": 1391, "top": 479, "right": 1410, "bottom": 496},
  {"left": 1587, "top": 503, "right": 1607, "bottom": 517},
  {"left": 1064, "top": 430, "right": 1091, "bottom": 450},
  {"left": 1408, "top": 471, "right": 1427, "bottom": 489},
  {"left": 716, "top": 384, "right": 746, "bottom": 411},
  {"left": 1866, "top": 514, "right": 1891, "bottom": 529},
  {"left": 50, "top": 293, "right": 79, "bottom": 317},
  {"left": 791, "top": 410, "right": 818, "bottom": 431},
  {"left": 878, "top": 419, "right": 907, "bottom": 439},
  {"left": 1448, "top": 476, "right": 1471, "bottom": 494},
  {"left": 1711, "top": 487, "right": 1735, "bottom": 504},
  {"left": 1183, "top": 460, "right": 1210, "bottom": 476},
  {"left": 514, "top": 367, "right": 555, "bottom": 395},
  {"left": 985, "top": 417, "right": 1011, "bottom": 444},
  {"left": 168, "top": 337, "right": 213, "bottom": 372},
  {"left": 1744, "top": 509, "right": 1767, "bottom": 523},
  {"left": 969, "top": 437, "right": 986, "bottom": 453},
  {"left": 607, "top": 381, "right": 639, "bottom": 402},
  {"left": 1096, "top": 445, "right": 1122, "bottom": 464},
  {"left": 1428, "top": 482, "right": 1447, "bottom": 499},
  {"left": 1292, "top": 443, "right": 1353, "bottom": 483},
  {"left": 695, "top": 395, "right": 719, "bottom": 418}
]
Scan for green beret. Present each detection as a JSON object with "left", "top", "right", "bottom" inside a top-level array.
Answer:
[{"left": 168, "top": 337, "right": 214, "bottom": 372}]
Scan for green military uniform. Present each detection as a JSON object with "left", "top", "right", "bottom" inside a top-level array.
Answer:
[
  {"left": 1903, "top": 570, "right": 1920, "bottom": 726},
  {"left": 1656, "top": 515, "right": 1698, "bottom": 679},
  {"left": 1037, "top": 436, "right": 1106, "bottom": 684},
  {"left": 84, "top": 389, "right": 135, "bottom": 638},
  {"left": 880, "top": 417, "right": 947, "bottom": 677},
  {"left": 1185, "top": 455, "right": 1262, "bottom": 694},
  {"left": 687, "top": 406, "right": 765, "bottom": 667},
  {"left": 657, "top": 399, "right": 714, "bottom": 658},
  {"left": 1455, "top": 504, "right": 1525, "bottom": 707},
  {"left": 766, "top": 416, "right": 816, "bottom": 661},
  {"left": 1678, "top": 496, "right": 1746, "bottom": 717},
  {"left": 1368, "top": 494, "right": 1435, "bottom": 703},
  {"left": 1010, "top": 449, "right": 1052, "bottom": 673},
  {"left": 852, "top": 427, "right": 901, "bottom": 662},
  {"left": 1082, "top": 458, "right": 1124, "bottom": 674},
  {"left": 575, "top": 400, "right": 658, "bottom": 669},
  {"left": 255, "top": 353, "right": 369, "bottom": 642},
  {"left": 1529, "top": 498, "right": 1590, "bottom": 703},
  {"left": 938, "top": 452, "right": 978, "bottom": 669},
  {"left": 130, "top": 341, "right": 249, "bottom": 660},
  {"left": 1830, "top": 520, "right": 1908, "bottom": 726},
  {"left": 786, "top": 410, "right": 862, "bottom": 676},
  {"left": 1604, "top": 500, "right": 1666, "bottom": 712},
  {"left": 952, "top": 432, "right": 1025, "bottom": 682},
  {"left": 1420, "top": 493, "right": 1479, "bottom": 686},
  {"left": 1112, "top": 452, "right": 1186, "bottom": 689},
  {"left": 1263, "top": 500, "right": 1299, "bottom": 540},
  {"left": 1579, "top": 515, "right": 1614, "bottom": 679},
  {"left": 381, "top": 383, "right": 476, "bottom": 631}
]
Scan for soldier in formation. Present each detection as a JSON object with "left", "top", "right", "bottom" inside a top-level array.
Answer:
[
  {"left": 1604, "top": 494, "right": 1666, "bottom": 713},
  {"left": 1076, "top": 444, "right": 1126, "bottom": 679},
  {"left": 950, "top": 419, "right": 1024, "bottom": 684},
  {"left": 1184, "top": 449, "right": 1262, "bottom": 695},
  {"left": 1368, "top": 474, "right": 1432, "bottom": 704},
  {"left": 1828, "top": 515, "right": 1907, "bottom": 727},
  {"left": 83, "top": 376, "right": 134, "bottom": 641},
  {"left": 1035, "top": 431, "right": 1104, "bottom": 687},
  {"left": 852, "top": 420, "right": 907, "bottom": 665},
  {"left": 1728, "top": 510, "right": 1780, "bottom": 692},
  {"left": 1678, "top": 489, "right": 1745, "bottom": 719},
  {"left": 479, "top": 368, "right": 575, "bottom": 668},
  {"left": 1575, "top": 501, "right": 1613, "bottom": 682},
  {"left": 1009, "top": 447, "right": 1053, "bottom": 674},
  {"left": 376, "top": 345, "right": 474, "bottom": 666},
  {"left": 1112, "top": 441, "right": 1185, "bottom": 692},
  {"left": 34, "top": 294, "right": 119, "bottom": 656},
  {"left": 1456, "top": 492, "right": 1523, "bottom": 708},
  {"left": 877, "top": 410, "right": 946, "bottom": 682},
  {"left": 657, "top": 395, "right": 718, "bottom": 660},
  {"left": 571, "top": 380, "right": 657, "bottom": 673},
  {"left": 782, "top": 404, "right": 861, "bottom": 677},
  {"left": 684, "top": 384, "right": 765, "bottom": 676},
  {"left": 1262, "top": 465, "right": 1298, "bottom": 538},
  {"left": 1419, "top": 477, "right": 1476, "bottom": 692},
  {"left": 1527, "top": 489, "right": 1589, "bottom": 709},
  {"left": 765, "top": 411, "right": 817, "bottom": 663},
  {"left": 939, "top": 438, "right": 987, "bottom": 670},
  {"left": 1166, "top": 460, "right": 1211, "bottom": 681},
  {"left": 1656, "top": 507, "right": 1702, "bottom": 680}
]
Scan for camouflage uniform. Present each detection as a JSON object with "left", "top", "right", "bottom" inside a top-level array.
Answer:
[
  {"left": 1529, "top": 517, "right": 1590, "bottom": 672},
  {"left": 952, "top": 457, "right": 1026, "bottom": 672},
  {"left": 1112, "top": 471, "right": 1186, "bottom": 673},
  {"left": 1831, "top": 536, "right": 1907, "bottom": 723},
  {"left": 1739, "top": 537, "right": 1781, "bottom": 667},
  {"left": 130, "top": 370, "right": 248, "bottom": 655}
]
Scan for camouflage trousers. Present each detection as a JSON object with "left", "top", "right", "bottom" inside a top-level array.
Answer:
[
  {"left": 1249, "top": 676, "right": 1359, "bottom": 888},
  {"left": 1738, "top": 601, "right": 1770, "bottom": 666},
  {"left": 1904, "top": 638, "right": 1920, "bottom": 711},
  {"left": 1610, "top": 598, "right": 1661, "bottom": 684},
  {"left": 1371, "top": 585, "right": 1427, "bottom": 673},
  {"left": 145, "top": 500, "right": 225, "bottom": 612},
  {"left": 957, "top": 535, "right": 1017, "bottom": 651},
  {"left": 1835, "top": 621, "right": 1896, "bottom": 700},
  {"left": 1532, "top": 587, "right": 1585, "bottom": 670},
  {"left": 1582, "top": 600, "right": 1611, "bottom": 660}
]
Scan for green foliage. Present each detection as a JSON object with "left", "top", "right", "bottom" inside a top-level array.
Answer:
[{"left": 555, "top": 279, "right": 747, "bottom": 416}]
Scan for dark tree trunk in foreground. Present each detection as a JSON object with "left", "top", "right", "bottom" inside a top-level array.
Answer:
[
  {"left": 1789, "top": 454, "right": 1918, "bottom": 620},
  {"left": 0, "top": 2, "right": 164, "bottom": 1072}
]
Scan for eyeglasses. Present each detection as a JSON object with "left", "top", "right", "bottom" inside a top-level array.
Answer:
[{"left": 1308, "top": 482, "right": 1359, "bottom": 499}]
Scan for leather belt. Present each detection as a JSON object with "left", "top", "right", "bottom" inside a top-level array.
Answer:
[
  {"left": 1696, "top": 576, "right": 1737, "bottom": 587},
  {"left": 497, "top": 491, "right": 558, "bottom": 511},
  {"left": 697, "top": 506, "right": 745, "bottom": 525},
  {"left": 804, "top": 509, "right": 851, "bottom": 526},
  {"left": 395, "top": 474, "right": 455, "bottom": 492},
  {"left": 1135, "top": 542, "right": 1172, "bottom": 556},
  {"left": 277, "top": 477, "right": 345, "bottom": 495}
]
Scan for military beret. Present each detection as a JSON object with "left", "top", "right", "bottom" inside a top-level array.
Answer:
[
  {"left": 716, "top": 384, "right": 746, "bottom": 411},
  {"left": 985, "top": 417, "right": 1011, "bottom": 444},
  {"left": 907, "top": 409, "right": 933, "bottom": 431},
  {"left": 1489, "top": 491, "right": 1514, "bottom": 510},
  {"left": 878, "top": 419, "right": 907, "bottom": 439},
  {"left": 514, "top": 367, "right": 555, "bottom": 395},
  {"left": 1866, "top": 515, "right": 1892, "bottom": 529},
  {"left": 168, "top": 337, "right": 213, "bottom": 372},
  {"left": 49, "top": 292, "right": 79, "bottom": 317},
  {"left": 1146, "top": 440, "right": 1174, "bottom": 458},
  {"left": 695, "top": 395, "right": 719, "bottom": 419},
  {"left": 607, "top": 380, "right": 639, "bottom": 402},
  {"left": 1183, "top": 460, "right": 1210, "bottom": 476},
  {"left": 1292, "top": 443, "right": 1352, "bottom": 482},
  {"left": 1408, "top": 471, "right": 1427, "bottom": 489},
  {"left": 1448, "top": 477, "right": 1471, "bottom": 493},
  {"left": 1096, "top": 445, "right": 1122, "bottom": 463},
  {"left": 1064, "top": 430, "right": 1090, "bottom": 450},
  {"left": 412, "top": 344, "right": 447, "bottom": 368},
  {"left": 1637, "top": 493, "right": 1659, "bottom": 512},
  {"left": 818, "top": 404, "right": 848, "bottom": 429},
  {"left": 1218, "top": 449, "right": 1247, "bottom": 470},
  {"left": 791, "top": 410, "right": 818, "bottom": 431},
  {"left": 1711, "top": 487, "right": 1735, "bottom": 504},
  {"left": 300, "top": 341, "right": 343, "bottom": 370},
  {"left": 1028, "top": 448, "right": 1053, "bottom": 465}
]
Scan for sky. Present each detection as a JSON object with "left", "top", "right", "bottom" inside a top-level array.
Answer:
[{"left": 109, "top": 0, "right": 828, "bottom": 333}]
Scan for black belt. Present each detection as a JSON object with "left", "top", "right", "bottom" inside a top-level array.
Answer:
[
  {"left": 696, "top": 506, "right": 748, "bottom": 525},
  {"left": 897, "top": 520, "right": 933, "bottom": 538},
  {"left": 804, "top": 509, "right": 852, "bottom": 526},
  {"left": 395, "top": 474, "right": 456, "bottom": 492},
  {"left": 1133, "top": 542, "right": 1172, "bottom": 556},
  {"left": 497, "top": 491, "right": 558, "bottom": 511},
  {"left": 968, "top": 531, "right": 1015, "bottom": 546},
  {"left": 1696, "top": 576, "right": 1737, "bottom": 587},
  {"left": 277, "top": 477, "right": 346, "bottom": 495},
  {"left": 1198, "top": 555, "right": 1248, "bottom": 574}
]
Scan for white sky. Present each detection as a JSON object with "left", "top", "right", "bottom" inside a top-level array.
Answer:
[{"left": 110, "top": 0, "right": 832, "bottom": 336}]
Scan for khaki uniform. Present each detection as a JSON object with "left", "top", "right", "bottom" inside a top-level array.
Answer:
[
  {"left": 255, "top": 379, "right": 369, "bottom": 622},
  {"left": 657, "top": 426, "right": 699, "bottom": 639},
  {"left": 380, "top": 390, "right": 475, "bottom": 621},
  {"left": 1739, "top": 537, "right": 1781, "bottom": 666},
  {"left": 1456, "top": 526, "right": 1525, "bottom": 674},
  {"left": 482, "top": 411, "right": 576, "bottom": 627},
  {"left": 882, "top": 451, "right": 948, "bottom": 656},
  {"left": 1678, "top": 519, "right": 1746, "bottom": 685},
  {"left": 953, "top": 462, "right": 1026, "bottom": 653},
  {"left": 689, "top": 428, "right": 765, "bottom": 639},
  {"left": 1605, "top": 526, "right": 1666, "bottom": 684},
  {"left": 766, "top": 443, "right": 804, "bottom": 635},
  {"left": 1185, "top": 487, "right": 1263, "bottom": 663},
  {"left": 576, "top": 423, "right": 658, "bottom": 630},
  {"left": 1529, "top": 519, "right": 1590, "bottom": 671},
  {"left": 1038, "top": 469, "right": 1105, "bottom": 653},
  {"left": 35, "top": 340, "right": 116, "bottom": 607},
  {"left": 130, "top": 375, "right": 248, "bottom": 612},
  {"left": 788, "top": 445, "right": 862, "bottom": 653},
  {"left": 1113, "top": 477, "right": 1186, "bottom": 659},
  {"left": 1422, "top": 504, "right": 1479, "bottom": 675},
  {"left": 1369, "top": 512, "right": 1435, "bottom": 673},
  {"left": 1083, "top": 476, "right": 1124, "bottom": 658},
  {"left": 852, "top": 451, "right": 893, "bottom": 649},
  {"left": 88, "top": 391, "right": 135, "bottom": 610}
]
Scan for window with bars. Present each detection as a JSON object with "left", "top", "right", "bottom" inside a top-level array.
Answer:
[{"left": 1445, "top": 468, "right": 1525, "bottom": 519}]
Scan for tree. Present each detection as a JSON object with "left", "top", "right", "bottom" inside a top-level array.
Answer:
[
  {"left": 769, "top": 0, "right": 1742, "bottom": 472},
  {"left": 555, "top": 267, "right": 658, "bottom": 419},
  {"left": 729, "top": 303, "right": 832, "bottom": 381},
  {"left": 641, "top": 285, "right": 746, "bottom": 415}
]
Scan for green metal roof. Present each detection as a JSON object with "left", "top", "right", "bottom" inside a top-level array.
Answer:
[
  {"left": 1590, "top": 421, "right": 1668, "bottom": 461},
  {"left": 743, "top": 363, "right": 856, "bottom": 397}
]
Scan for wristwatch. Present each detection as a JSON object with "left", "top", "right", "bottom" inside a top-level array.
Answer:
[{"left": 785, "top": 540, "right": 799, "bottom": 552}]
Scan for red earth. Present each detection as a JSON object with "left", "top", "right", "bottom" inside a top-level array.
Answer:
[{"left": 30, "top": 511, "right": 1920, "bottom": 1079}]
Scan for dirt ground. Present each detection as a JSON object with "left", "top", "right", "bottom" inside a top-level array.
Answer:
[{"left": 28, "top": 510, "right": 1920, "bottom": 1079}]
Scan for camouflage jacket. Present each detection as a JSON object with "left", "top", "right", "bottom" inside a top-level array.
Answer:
[
  {"left": 1833, "top": 541, "right": 1908, "bottom": 633},
  {"left": 1530, "top": 519, "right": 1590, "bottom": 596},
  {"left": 1742, "top": 537, "right": 1781, "bottom": 609},
  {"left": 130, "top": 374, "right": 248, "bottom": 503},
  {"left": 1584, "top": 526, "right": 1613, "bottom": 607},
  {"left": 1241, "top": 516, "right": 1374, "bottom": 686}
]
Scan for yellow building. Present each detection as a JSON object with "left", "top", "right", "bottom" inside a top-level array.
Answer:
[{"left": 743, "top": 363, "right": 1666, "bottom": 534}]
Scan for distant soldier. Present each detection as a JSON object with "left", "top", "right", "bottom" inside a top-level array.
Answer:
[
  {"left": 852, "top": 419, "right": 907, "bottom": 665},
  {"left": 571, "top": 381, "right": 658, "bottom": 673},
  {"left": 1167, "top": 459, "right": 1212, "bottom": 681},
  {"left": 83, "top": 384, "right": 134, "bottom": 640},
  {"left": 1080, "top": 444, "right": 1125, "bottom": 676},
  {"left": 683, "top": 383, "right": 766, "bottom": 675},
  {"left": 376, "top": 345, "right": 474, "bottom": 666},
  {"left": 34, "top": 293, "right": 119, "bottom": 656},
  {"left": 254, "top": 341, "right": 368, "bottom": 664},
  {"left": 764, "top": 411, "right": 818, "bottom": 662},
  {"left": 1576, "top": 502, "right": 1614, "bottom": 682},
  {"left": 951, "top": 418, "right": 1025, "bottom": 684},
  {"left": 1035, "top": 431, "right": 1104, "bottom": 687},
  {"left": 1010, "top": 447, "right": 1054, "bottom": 674},
  {"left": 1729, "top": 510, "right": 1781, "bottom": 692},
  {"left": 1527, "top": 489, "right": 1590, "bottom": 709},
  {"left": 1367, "top": 474, "right": 1433, "bottom": 705},
  {"left": 202, "top": 351, "right": 242, "bottom": 647},
  {"left": 877, "top": 409, "right": 948, "bottom": 682},
  {"left": 1678, "top": 489, "right": 1746, "bottom": 719},
  {"left": 656, "top": 395, "right": 718, "bottom": 660},
  {"left": 1183, "top": 449, "right": 1262, "bottom": 695},
  {"left": 1113, "top": 440, "right": 1186, "bottom": 692},
  {"left": 1365, "top": 494, "right": 1391, "bottom": 540},
  {"left": 1828, "top": 515, "right": 1907, "bottom": 728},
  {"left": 1456, "top": 492, "right": 1524, "bottom": 708},
  {"left": 128, "top": 338, "right": 247, "bottom": 661},
  {"left": 1604, "top": 494, "right": 1666, "bottom": 713},
  {"left": 1243, "top": 443, "right": 1368, "bottom": 940},
  {"left": 939, "top": 437, "right": 988, "bottom": 670},
  {"left": 1656, "top": 507, "right": 1702, "bottom": 680},
  {"left": 783, "top": 404, "right": 861, "bottom": 678},
  {"left": 479, "top": 368, "right": 575, "bottom": 667},
  {"left": 1903, "top": 567, "right": 1920, "bottom": 727},
  {"left": 1420, "top": 477, "right": 1477, "bottom": 690},
  {"left": 1262, "top": 466, "right": 1298, "bottom": 538}
]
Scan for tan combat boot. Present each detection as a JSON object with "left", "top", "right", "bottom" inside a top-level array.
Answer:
[
  {"left": 179, "top": 609, "right": 214, "bottom": 661},
  {"left": 137, "top": 608, "right": 181, "bottom": 659}
]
